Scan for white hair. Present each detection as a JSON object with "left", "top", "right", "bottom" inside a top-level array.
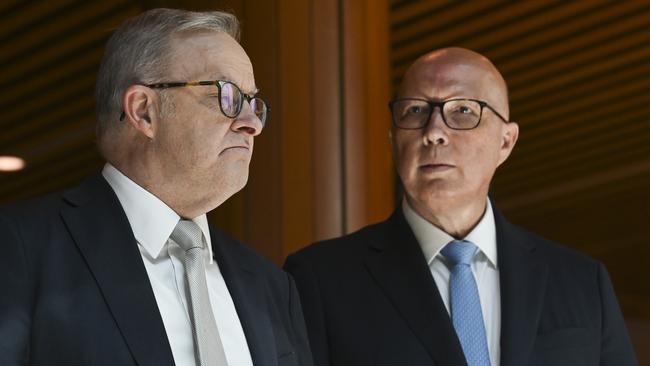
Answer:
[{"left": 94, "top": 8, "right": 240, "bottom": 152}]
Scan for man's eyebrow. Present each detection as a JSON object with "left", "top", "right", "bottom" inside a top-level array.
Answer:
[
  {"left": 203, "top": 77, "right": 258, "bottom": 96},
  {"left": 211, "top": 75, "right": 258, "bottom": 93}
]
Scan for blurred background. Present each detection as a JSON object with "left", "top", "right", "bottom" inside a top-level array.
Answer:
[{"left": 0, "top": 0, "right": 648, "bottom": 360}]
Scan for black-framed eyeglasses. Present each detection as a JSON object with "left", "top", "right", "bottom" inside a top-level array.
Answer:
[
  {"left": 388, "top": 98, "right": 508, "bottom": 130},
  {"left": 120, "top": 80, "right": 268, "bottom": 127}
]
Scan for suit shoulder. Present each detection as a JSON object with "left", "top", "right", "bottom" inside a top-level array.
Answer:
[
  {"left": 287, "top": 219, "right": 389, "bottom": 263},
  {"left": 0, "top": 190, "right": 66, "bottom": 225},
  {"left": 511, "top": 222, "right": 600, "bottom": 269},
  {"left": 211, "top": 226, "right": 285, "bottom": 275},
  {"left": 211, "top": 227, "right": 297, "bottom": 303}
]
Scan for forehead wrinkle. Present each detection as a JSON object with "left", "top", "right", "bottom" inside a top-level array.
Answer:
[
  {"left": 167, "top": 31, "right": 256, "bottom": 92},
  {"left": 211, "top": 65, "right": 256, "bottom": 95},
  {"left": 406, "top": 71, "right": 475, "bottom": 99}
]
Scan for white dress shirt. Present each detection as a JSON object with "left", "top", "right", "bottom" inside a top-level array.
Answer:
[
  {"left": 102, "top": 164, "right": 253, "bottom": 366},
  {"left": 402, "top": 198, "right": 501, "bottom": 366}
]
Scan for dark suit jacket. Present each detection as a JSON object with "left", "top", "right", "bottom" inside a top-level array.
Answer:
[
  {"left": 0, "top": 174, "right": 312, "bottom": 366},
  {"left": 284, "top": 205, "right": 638, "bottom": 366}
]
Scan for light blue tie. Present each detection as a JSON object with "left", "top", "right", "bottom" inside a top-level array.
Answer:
[{"left": 441, "top": 240, "right": 491, "bottom": 366}]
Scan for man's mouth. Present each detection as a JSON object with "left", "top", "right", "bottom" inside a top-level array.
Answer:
[
  {"left": 219, "top": 145, "right": 250, "bottom": 155},
  {"left": 419, "top": 163, "right": 454, "bottom": 173}
]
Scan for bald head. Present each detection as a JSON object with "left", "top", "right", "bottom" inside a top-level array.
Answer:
[
  {"left": 390, "top": 47, "right": 519, "bottom": 237},
  {"left": 399, "top": 47, "right": 509, "bottom": 120}
]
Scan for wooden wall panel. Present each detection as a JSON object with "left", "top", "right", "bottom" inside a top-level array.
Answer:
[
  {"left": 342, "top": 0, "right": 394, "bottom": 233},
  {"left": 0, "top": 1, "right": 141, "bottom": 203},
  {"left": 311, "top": 0, "right": 344, "bottom": 240}
]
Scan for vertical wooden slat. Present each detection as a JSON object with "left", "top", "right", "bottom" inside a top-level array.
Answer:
[
  {"left": 277, "top": 0, "right": 315, "bottom": 257},
  {"left": 343, "top": 0, "right": 394, "bottom": 233},
  {"left": 342, "top": 0, "right": 368, "bottom": 233},
  {"left": 362, "top": 0, "right": 394, "bottom": 226},
  {"left": 312, "top": 0, "right": 344, "bottom": 240}
]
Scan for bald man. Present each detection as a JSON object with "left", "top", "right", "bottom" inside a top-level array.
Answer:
[{"left": 284, "top": 48, "right": 637, "bottom": 366}]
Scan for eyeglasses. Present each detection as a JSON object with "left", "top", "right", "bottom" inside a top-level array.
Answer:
[
  {"left": 388, "top": 98, "right": 508, "bottom": 130},
  {"left": 121, "top": 80, "right": 268, "bottom": 127}
]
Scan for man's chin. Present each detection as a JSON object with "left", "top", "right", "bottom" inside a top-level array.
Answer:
[
  {"left": 413, "top": 186, "right": 465, "bottom": 207},
  {"left": 198, "top": 173, "right": 248, "bottom": 207},
  {"left": 415, "top": 179, "right": 457, "bottom": 196},
  {"left": 221, "top": 174, "right": 249, "bottom": 196}
]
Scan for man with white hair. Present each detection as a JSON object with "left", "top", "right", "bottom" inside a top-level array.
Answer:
[{"left": 0, "top": 8, "right": 312, "bottom": 366}]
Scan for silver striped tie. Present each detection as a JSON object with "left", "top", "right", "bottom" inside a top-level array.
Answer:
[{"left": 171, "top": 220, "right": 228, "bottom": 366}]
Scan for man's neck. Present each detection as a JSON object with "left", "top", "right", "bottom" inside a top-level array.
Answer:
[
  {"left": 109, "top": 159, "right": 206, "bottom": 219},
  {"left": 405, "top": 195, "right": 488, "bottom": 239}
]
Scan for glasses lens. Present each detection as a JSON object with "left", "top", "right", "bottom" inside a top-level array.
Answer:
[
  {"left": 250, "top": 97, "right": 268, "bottom": 127},
  {"left": 220, "top": 82, "right": 242, "bottom": 117},
  {"left": 443, "top": 100, "right": 481, "bottom": 129},
  {"left": 391, "top": 99, "right": 431, "bottom": 129}
]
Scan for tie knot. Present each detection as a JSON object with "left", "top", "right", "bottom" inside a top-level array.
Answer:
[
  {"left": 171, "top": 220, "right": 205, "bottom": 251},
  {"left": 441, "top": 240, "right": 477, "bottom": 266}
]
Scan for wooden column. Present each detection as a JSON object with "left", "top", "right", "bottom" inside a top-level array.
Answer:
[{"left": 342, "top": 0, "right": 394, "bottom": 233}]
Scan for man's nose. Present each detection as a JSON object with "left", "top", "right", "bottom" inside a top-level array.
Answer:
[
  {"left": 422, "top": 107, "right": 449, "bottom": 146},
  {"left": 231, "top": 101, "right": 263, "bottom": 136}
]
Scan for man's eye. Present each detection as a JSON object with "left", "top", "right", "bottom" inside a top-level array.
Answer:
[
  {"left": 453, "top": 105, "right": 477, "bottom": 115},
  {"left": 407, "top": 106, "right": 425, "bottom": 114}
]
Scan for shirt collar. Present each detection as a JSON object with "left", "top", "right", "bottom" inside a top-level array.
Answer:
[
  {"left": 102, "top": 163, "right": 214, "bottom": 261},
  {"left": 402, "top": 197, "right": 497, "bottom": 268}
]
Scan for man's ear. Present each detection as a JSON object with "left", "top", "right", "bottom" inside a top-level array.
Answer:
[
  {"left": 497, "top": 121, "right": 519, "bottom": 166},
  {"left": 121, "top": 85, "right": 159, "bottom": 139}
]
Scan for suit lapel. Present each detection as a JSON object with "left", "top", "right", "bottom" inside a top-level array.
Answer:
[
  {"left": 211, "top": 229, "right": 276, "bottom": 366},
  {"left": 364, "top": 210, "right": 467, "bottom": 366},
  {"left": 60, "top": 174, "right": 175, "bottom": 366},
  {"left": 494, "top": 207, "right": 548, "bottom": 366}
]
